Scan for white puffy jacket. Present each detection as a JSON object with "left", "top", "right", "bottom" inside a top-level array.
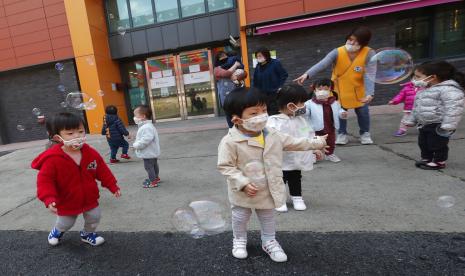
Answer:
[
  {"left": 266, "top": 114, "right": 315, "bottom": 171},
  {"left": 411, "top": 80, "right": 464, "bottom": 130},
  {"left": 133, "top": 120, "right": 160, "bottom": 159}
]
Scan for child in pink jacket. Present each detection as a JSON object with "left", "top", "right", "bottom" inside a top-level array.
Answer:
[{"left": 388, "top": 81, "right": 419, "bottom": 137}]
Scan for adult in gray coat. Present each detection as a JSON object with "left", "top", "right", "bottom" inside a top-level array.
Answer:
[{"left": 407, "top": 61, "right": 465, "bottom": 170}]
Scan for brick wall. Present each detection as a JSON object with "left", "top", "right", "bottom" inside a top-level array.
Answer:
[
  {"left": 246, "top": 13, "right": 465, "bottom": 106},
  {"left": 0, "top": 60, "right": 83, "bottom": 144}
]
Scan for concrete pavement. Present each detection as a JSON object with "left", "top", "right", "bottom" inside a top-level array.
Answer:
[{"left": 1, "top": 105, "right": 464, "bottom": 233}]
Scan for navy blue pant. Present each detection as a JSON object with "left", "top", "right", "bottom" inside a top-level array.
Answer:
[
  {"left": 107, "top": 139, "right": 129, "bottom": 159},
  {"left": 339, "top": 104, "right": 370, "bottom": 135}
]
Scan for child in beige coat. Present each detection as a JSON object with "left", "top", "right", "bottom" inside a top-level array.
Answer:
[{"left": 217, "top": 87, "right": 327, "bottom": 262}]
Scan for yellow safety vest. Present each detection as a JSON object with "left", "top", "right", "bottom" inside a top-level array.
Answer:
[{"left": 332, "top": 46, "right": 371, "bottom": 109}]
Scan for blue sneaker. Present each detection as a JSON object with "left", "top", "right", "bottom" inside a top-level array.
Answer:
[
  {"left": 80, "top": 231, "right": 105, "bottom": 246},
  {"left": 48, "top": 227, "right": 64, "bottom": 246}
]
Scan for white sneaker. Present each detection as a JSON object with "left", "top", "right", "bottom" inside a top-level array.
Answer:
[
  {"left": 360, "top": 132, "right": 373, "bottom": 144},
  {"left": 291, "top": 196, "right": 307, "bottom": 211},
  {"left": 262, "top": 239, "right": 288, "bottom": 262},
  {"left": 275, "top": 204, "right": 288, "bottom": 212},
  {"left": 325, "top": 154, "right": 341, "bottom": 163},
  {"left": 232, "top": 238, "right": 248, "bottom": 259},
  {"left": 335, "top": 133, "right": 348, "bottom": 145}
]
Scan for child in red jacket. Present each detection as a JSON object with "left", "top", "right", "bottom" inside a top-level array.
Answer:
[{"left": 32, "top": 112, "right": 121, "bottom": 246}]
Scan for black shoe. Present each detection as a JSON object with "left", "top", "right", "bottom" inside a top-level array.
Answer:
[
  {"left": 418, "top": 162, "right": 446, "bottom": 170},
  {"left": 415, "top": 160, "right": 430, "bottom": 168}
]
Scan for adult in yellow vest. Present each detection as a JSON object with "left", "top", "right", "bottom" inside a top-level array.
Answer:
[{"left": 295, "top": 26, "right": 376, "bottom": 145}]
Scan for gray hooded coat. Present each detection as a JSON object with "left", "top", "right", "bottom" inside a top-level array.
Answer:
[{"left": 411, "top": 80, "right": 464, "bottom": 130}]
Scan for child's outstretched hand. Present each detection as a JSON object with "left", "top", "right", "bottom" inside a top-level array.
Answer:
[
  {"left": 243, "top": 184, "right": 258, "bottom": 197},
  {"left": 314, "top": 150, "right": 324, "bottom": 161},
  {"left": 114, "top": 189, "right": 122, "bottom": 198},
  {"left": 48, "top": 202, "right": 57, "bottom": 213}
]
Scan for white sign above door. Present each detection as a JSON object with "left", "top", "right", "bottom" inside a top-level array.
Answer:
[{"left": 183, "top": 71, "right": 211, "bottom": 85}]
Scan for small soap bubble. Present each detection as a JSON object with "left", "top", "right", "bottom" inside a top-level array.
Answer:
[
  {"left": 86, "top": 57, "right": 95, "bottom": 66},
  {"left": 32, "top": 108, "right": 42, "bottom": 116},
  {"left": 117, "top": 26, "right": 126, "bottom": 36},
  {"left": 57, "top": 84, "right": 66, "bottom": 92},
  {"left": 243, "top": 160, "right": 266, "bottom": 189},
  {"left": 16, "top": 124, "right": 25, "bottom": 131},
  {"left": 437, "top": 196, "right": 455, "bottom": 209},
  {"left": 97, "top": 90, "right": 105, "bottom": 97},
  {"left": 60, "top": 101, "right": 67, "bottom": 108},
  {"left": 55, "top": 63, "right": 64, "bottom": 71}
]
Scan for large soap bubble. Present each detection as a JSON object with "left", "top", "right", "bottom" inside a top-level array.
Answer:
[
  {"left": 171, "top": 200, "right": 226, "bottom": 239},
  {"left": 366, "top": 48, "right": 413, "bottom": 85},
  {"left": 171, "top": 207, "right": 206, "bottom": 239},
  {"left": 117, "top": 26, "right": 126, "bottom": 36},
  {"left": 243, "top": 160, "right": 266, "bottom": 189},
  {"left": 437, "top": 195, "right": 455, "bottom": 209},
  {"left": 65, "top": 92, "right": 97, "bottom": 110}
]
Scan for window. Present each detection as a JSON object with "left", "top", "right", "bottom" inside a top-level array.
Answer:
[
  {"left": 129, "top": 0, "right": 154, "bottom": 27},
  {"left": 180, "top": 0, "right": 205, "bottom": 17},
  {"left": 395, "top": 3, "right": 465, "bottom": 59},
  {"left": 154, "top": 0, "right": 179, "bottom": 22},
  {"left": 208, "top": 0, "right": 233, "bottom": 12},
  {"left": 395, "top": 16, "right": 431, "bottom": 60},
  {"left": 434, "top": 7, "right": 465, "bottom": 58},
  {"left": 107, "top": 0, "right": 130, "bottom": 32}
]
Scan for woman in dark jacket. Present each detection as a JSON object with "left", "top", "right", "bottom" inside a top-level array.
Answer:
[{"left": 252, "top": 47, "right": 288, "bottom": 115}]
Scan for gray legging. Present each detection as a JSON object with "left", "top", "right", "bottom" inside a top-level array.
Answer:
[
  {"left": 55, "top": 207, "right": 101, "bottom": 233},
  {"left": 144, "top": 158, "right": 159, "bottom": 182}
]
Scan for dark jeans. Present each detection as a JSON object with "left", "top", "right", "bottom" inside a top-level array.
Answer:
[
  {"left": 339, "top": 104, "right": 370, "bottom": 135},
  {"left": 418, "top": 123, "right": 449, "bottom": 162},
  {"left": 108, "top": 139, "right": 129, "bottom": 159},
  {"left": 283, "top": 170, "right": 302, "bottom": 197},
  {"left": 264, "top": 93, "right": 279, "bottom": 115},
  {"left": 316, "top": 128, "right": 336, "bottom": 155},
  {"left": 143, "top": 158, "right": 159, "bottom": 181}
]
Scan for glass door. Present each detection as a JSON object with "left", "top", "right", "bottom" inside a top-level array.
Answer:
[
  {"left": 145, "top": 55, "right": 183, "bottom": 121},
  {"left": 178, "top": 49, "right": 217, "bottom": 118}
]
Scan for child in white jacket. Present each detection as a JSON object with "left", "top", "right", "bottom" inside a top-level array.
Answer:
[
  {"left": 306, "top": 79, "right": 346, "bottom": 162},
  {"left": 132, "top": 105, "right": 161, "bottom": 188},
  {"left": 267, "top": 84, "right": 324, "bottom": 212}
]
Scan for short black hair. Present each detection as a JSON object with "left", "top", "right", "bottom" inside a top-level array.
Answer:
[
  {"left": 254, "top": 47, "right": 271, "bottom": 62},
  {"left": 346, "top": 26, "right": 372, "bottom": 47},
  {"left": 135, "top": 105, "right": 152, "bottom": 119},
  {"left": 313, "top": 78, "right": 334, "bottom": 89},
  {"left": 48, "top": 112, "right": 84, "bottom": 137},
  {"left": 214, "top": 51, "right": 228, "bottom": 67},
  {"left": 223, "top": 87, "right": 266, "bottom": 118},
  {"left": 277, "top": 84, "right": 309, "bottom": 109},
  {"left": 416, "top": 61, "right": 465, "bottom": 89},
  {"left": 105, "top": 105, "right": 117, "bottom": 115}
]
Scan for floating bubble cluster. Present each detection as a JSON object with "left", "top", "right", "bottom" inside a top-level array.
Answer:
[{"left": 65, "top": 92, "right": 97, "bottom": 110}]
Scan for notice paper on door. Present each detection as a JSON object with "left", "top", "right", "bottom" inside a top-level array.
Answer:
[
  {"left": 151, "top": 71, "right": 162, "bottom": 79},
  {"left": 162, "top": 69, "right": 173, "bottom": 77},
  {"left": 183, "top": 71, "right": 211, "bottom": 85},
  {"left": 189, "top": 64, "right": 200, "bottom": 73},
  {"left": 151, "top": 76, "right": 176, "bottom": 88}
]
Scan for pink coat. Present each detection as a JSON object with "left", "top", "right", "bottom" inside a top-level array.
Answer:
[{"left": 390, "top": 82, "right": 418, "bottom": 111}]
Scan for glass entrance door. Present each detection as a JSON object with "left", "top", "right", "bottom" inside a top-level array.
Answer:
[
  {"left": 145, "top": 49, "right": 217, "bottom": 121},
  {"left": 145, "top": 55, "right": 183, "bottom": 121},
  {"left": 178, "top": 50, "right": 217, "bottom": 118}
]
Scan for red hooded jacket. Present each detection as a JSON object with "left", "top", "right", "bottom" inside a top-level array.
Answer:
[{"left": 31, "top": 143, "right": 119, "bottom": 216}]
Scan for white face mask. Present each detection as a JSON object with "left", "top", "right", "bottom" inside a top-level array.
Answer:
[
  {"left": 58, "top": 135, "right": 86, "bottom": 150},
  {"left": 411, "top": 76, "right": 432, "bottom": 88},
  {"left": 345, "top": 43, "right": 361, "bottom": 53},
  {"left": 242, "top": 113, "right": 268, "bottom": 132},
  {"left": 133, "top": 117, "right": 143, "bottom": 125},
  {"left": 315, "top": 89, "right": 330, "bottom": 100},
  {"left": 257, "top": 57, "right": 266, "bottom": 64},
  {"left": 287, "top": 103, "right": 306, "bottom": 117}
]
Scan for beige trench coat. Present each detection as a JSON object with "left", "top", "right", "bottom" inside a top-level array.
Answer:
[{"left": 217, "top": 126, "right": 326, "bottom": 209}]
